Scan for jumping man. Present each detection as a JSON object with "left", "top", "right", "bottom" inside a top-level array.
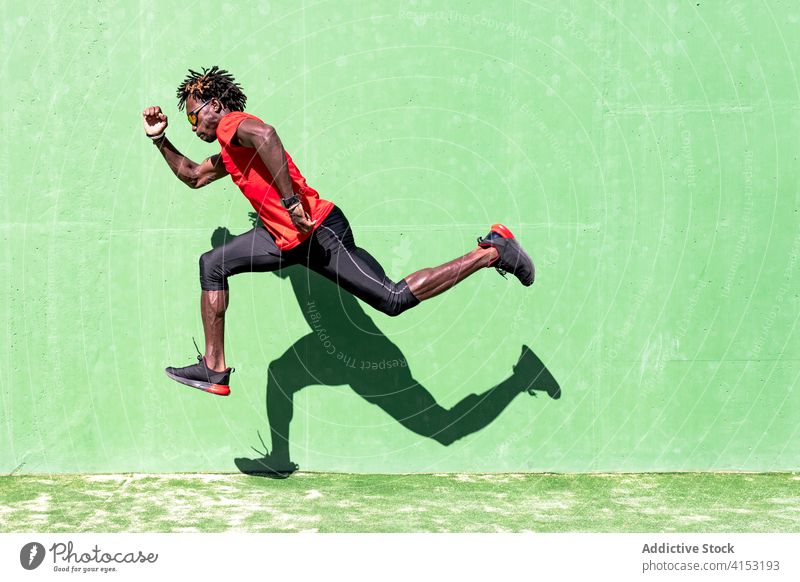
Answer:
[{"left": 143, "top": 66, "right": 535, "bottom": 396}]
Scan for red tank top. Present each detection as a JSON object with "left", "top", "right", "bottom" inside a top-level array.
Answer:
[{"left": 216, "top": 111, "right": 334, "bottom": 250}]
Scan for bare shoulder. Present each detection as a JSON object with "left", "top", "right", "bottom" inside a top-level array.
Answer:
[{"left": 236, "top": 117, "right": 275, "bottom": 147}]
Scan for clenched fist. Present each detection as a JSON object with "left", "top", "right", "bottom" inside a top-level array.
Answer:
[
  {"left": 288, "top": 202, "right": 316, "bottom": 234},
  {"left": 142, "top": 106, "right": 168, "bottom": 138}
]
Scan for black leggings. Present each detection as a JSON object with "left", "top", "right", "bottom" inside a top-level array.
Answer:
[{"left": 198, "top": 206, "right": 420, "bottom": 317}]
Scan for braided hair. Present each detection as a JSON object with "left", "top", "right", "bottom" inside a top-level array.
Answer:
[{"left": 176, "top": 66, "right": 247, "bottom": 111}]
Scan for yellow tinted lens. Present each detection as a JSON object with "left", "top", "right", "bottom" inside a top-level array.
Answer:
[{"left": 187, "top": 112, "right": 197, "bottom": 125}]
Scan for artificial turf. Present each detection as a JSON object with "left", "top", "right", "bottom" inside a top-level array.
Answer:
[{"left": 1, "top": 473, "right": 798, "bottom": 533}]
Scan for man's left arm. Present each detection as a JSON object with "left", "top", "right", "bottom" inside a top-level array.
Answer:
[{"left": 236, "top": 119, "right": 315, "bottom": 233}]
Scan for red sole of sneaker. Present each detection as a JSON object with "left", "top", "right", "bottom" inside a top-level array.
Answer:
[
  {"left": 205, "top": 384, "right": 231, "bottom": 396},
  {"left": 164, "top": 370, "right": 231, "bottom": 396},
  {"left": 490, "top": 223, "right": 515, "bottom": 238}
]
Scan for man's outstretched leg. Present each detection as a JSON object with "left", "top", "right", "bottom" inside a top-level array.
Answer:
[
  {"left": 406, "top": 224, "right": 535, "bottom": 300},
  {"left": 309, "top": 208, "right": 535, "bottom": 316},
  {"left": 165, "top": 226, "right": 286, "bottom": 396}
]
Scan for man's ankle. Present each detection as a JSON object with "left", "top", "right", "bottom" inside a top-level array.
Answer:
[
  {"left": 204, "top": 357, "right": 227, "bottom": 372},
  {"left": 477, "top": 246, "right": 499, "bottom": 265}
]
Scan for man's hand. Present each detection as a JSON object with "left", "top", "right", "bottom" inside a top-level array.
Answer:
[
  {"left": 287, "top": 202, "right": 316, "bottom": 234},
  {"left": 143, "top": 106, "right": 168, "bottom": 137}
]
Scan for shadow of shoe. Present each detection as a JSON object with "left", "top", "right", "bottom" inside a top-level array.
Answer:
[
  {"left": 513, "top": 344, "right": 561, "bottom": 399},
  {"left": 234, "top": 431, "right": 299, "bottom": 479},
  {"left": 234, "top": 455, "right": 299, "bottom": 479}
]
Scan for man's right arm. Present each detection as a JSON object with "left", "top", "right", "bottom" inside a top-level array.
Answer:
[
  {"left": 143, "top": 105, "right": 228, "bottom": 189},
  {"left": 153, "top": 139, "right": 228, "bottom": 189}
]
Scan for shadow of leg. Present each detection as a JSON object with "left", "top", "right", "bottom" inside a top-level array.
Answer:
[
  {"left": 231, "top": 253, "right": 563, "bottom": 471},
  {"left": 233, "top": 337, "right": 320, "bottom": 478},
  {"left": 351, "top": 344, "right": 560, "bottom": 445},
  {"left": 356, "top": 374, "right": 512, "bottom": 446}
]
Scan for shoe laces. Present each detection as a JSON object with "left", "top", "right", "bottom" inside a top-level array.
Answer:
[
  {"left": 191, "top": 337, "right": 235, "bottom": 374},
  {"left": 192, "top": 337, "right": 203, "bottom": 363},
  {"left": 478, "top": 235, "right": 508, "bottom": 278}
]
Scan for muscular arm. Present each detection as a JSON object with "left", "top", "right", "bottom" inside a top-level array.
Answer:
[
  {"left": 234, "top": 119, "right": 294, "bottom": 200},
  {"left": 152, "top": 137, "right": 228, "bottom": 189}
]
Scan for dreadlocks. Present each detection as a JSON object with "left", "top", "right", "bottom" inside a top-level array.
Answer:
[{"left": 176, "top": 66, "right": 247, "bottom": 112}]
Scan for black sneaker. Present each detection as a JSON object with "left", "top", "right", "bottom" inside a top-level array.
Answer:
[
  {"left": 513, "top": 344, "right": 560, "bottom": 399},
  {"left": 165, "top": 354, "right": 233, "bottom": 396},
  {"left": 477, "top": 224, "right": 535, "bottom": 286}
]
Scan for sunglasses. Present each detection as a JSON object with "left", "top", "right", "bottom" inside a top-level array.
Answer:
[{"left": 187, "top": 100, "right": 212, "bottom": 126}]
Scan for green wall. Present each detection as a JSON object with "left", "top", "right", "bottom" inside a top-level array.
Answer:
[{"left": 2, "top": 1, "right": 798, "bottom": 473}]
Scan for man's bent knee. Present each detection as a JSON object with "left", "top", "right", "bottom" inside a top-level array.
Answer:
[
  {"left": 375, "top": 279, "right": 420, "bottom": 317},
  {"left": 199, "top": 249, "right": 229, "bottom": 291}
]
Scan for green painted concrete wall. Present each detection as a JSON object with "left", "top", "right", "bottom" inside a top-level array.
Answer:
[{"left": 2, "top": 1, "right": 798, "bottom": 474}]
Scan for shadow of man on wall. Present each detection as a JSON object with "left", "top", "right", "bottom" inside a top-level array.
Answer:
[{"left": 212, "top": 218, "right": 560, "bottom": 478}]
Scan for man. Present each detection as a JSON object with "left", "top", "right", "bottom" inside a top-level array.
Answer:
[{"left": 143, "top": 66, "right": 535, "bottom": 396}]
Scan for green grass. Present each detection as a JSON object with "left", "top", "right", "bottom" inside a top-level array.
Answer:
[{"left": 1, "top": 473, "right": 798, "bottom": 533}]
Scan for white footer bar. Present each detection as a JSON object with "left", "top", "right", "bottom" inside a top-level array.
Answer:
[{"left": 1, "top": 533, "right": 798, "bottom": 581}]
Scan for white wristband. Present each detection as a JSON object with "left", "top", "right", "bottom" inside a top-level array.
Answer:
[{"left": 148, "top": 131, "right": 166, "bottom": 141}]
